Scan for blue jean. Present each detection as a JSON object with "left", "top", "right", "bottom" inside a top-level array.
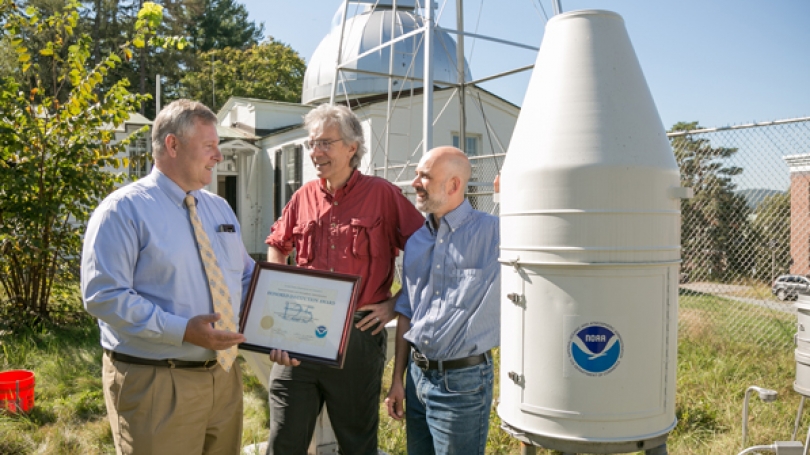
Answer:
[{"left": 405, "top": 355, "right": 494, "bottom": 455}]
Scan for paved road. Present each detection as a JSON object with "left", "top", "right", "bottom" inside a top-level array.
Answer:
[{"left": 680, "top": 282, "right": 796, "bottom": 315}]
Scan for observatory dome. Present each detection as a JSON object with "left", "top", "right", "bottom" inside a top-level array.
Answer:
[{"left": 302, "top": 1, "right": 471, "bottom": 105}]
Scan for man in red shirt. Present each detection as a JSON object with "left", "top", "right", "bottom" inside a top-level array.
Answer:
[{"left": 265, "top": 104, "right": 424, "bottom": 454}]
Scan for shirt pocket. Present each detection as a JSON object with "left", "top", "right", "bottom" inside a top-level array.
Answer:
[
  {"left": 350, "top": 217, "right": 385, "bottom": 258},
  {"left": 447, "top": 268, "right": 484, "bottom": 308},
  {"left": 215, "top": 232, "right": 243, "bottom": 272},
  {"left": 292, "top": 220, "right": 317, "bottom": 265}
]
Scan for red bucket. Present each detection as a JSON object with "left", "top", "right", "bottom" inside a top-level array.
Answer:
[{"left": 0, "top": 370, "right": 35, "bottom": 413}]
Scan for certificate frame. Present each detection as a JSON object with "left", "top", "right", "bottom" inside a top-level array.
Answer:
[{"left": 238, "top": 261, "right": 361, "bottom": 368}]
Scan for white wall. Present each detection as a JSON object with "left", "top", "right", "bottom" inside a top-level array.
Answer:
[
  {"left": 221, "top": 88, "right": 519, "bottom": 255},
  {"left": 359, "top": 87, "right": 519, "bottom": 180}
]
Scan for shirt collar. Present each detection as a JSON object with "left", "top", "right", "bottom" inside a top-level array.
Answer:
[
  {"left": 319, "top": 168, "right": 360, "bottom": 198},
  {"left": 426, "top": 199, "right": 473, "bottom": 235},
  {"left": 152, "top": 167, "right": 196, "bottom": 207}
]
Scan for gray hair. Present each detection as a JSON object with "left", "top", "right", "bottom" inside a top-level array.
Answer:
[
  {"left": 304, "top": 104, "right": 366, "bottom": 169},
  {"left": 152, "top": 99, "right": 218, "bottom": 159}
]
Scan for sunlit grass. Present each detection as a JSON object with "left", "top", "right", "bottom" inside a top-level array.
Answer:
[{"left": 1, "top": 289, "right": 805, "bottom": 454}]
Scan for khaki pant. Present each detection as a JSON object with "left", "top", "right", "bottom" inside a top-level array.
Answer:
[{"left": 102, "top": 352, "right": 243, "bottom": 455}]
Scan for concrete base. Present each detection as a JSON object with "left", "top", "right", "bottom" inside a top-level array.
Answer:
[
  {"left": 242, "top": 442, "right": 390, "bottom": 455},
  {"left": 501, "top": 422, "right": 669, "bottom": 454}
]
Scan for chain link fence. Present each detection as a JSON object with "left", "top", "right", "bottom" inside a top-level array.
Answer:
[
  {"left": 674, "top": 118, "right": 810, "bottom": 348},
  {"left": 376, "top": 116, "right": 810, "bottom": 348}
]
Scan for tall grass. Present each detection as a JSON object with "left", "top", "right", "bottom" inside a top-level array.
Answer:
[
  {"left": 0, "top": 291, "right": 804, "bottom": 454},
  {"left": 0, "top": 321, "right": 111, "bottom": 454}
]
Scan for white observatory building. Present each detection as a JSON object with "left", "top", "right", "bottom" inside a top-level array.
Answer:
[{"left": 208, "top": 0, "right": 519, "bottom": 259}]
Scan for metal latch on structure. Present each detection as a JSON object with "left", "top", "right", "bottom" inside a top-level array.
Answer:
[
  {"left": 507, "top": 293, "right": 525, "bottom": 307},
  {"left": 505, "top": 256, "right": 521, "bottom": 273},
  {"left": 507, "top": 371, "right": 525, "bottom": 387}
]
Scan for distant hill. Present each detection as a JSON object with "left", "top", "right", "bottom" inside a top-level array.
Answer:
[{"left": 736, "top": 188, "right": 786, "bottom": 209}]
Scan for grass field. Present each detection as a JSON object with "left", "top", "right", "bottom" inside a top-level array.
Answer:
[{"left": 0, "top": 290, "right": 804, "bottom": 454}]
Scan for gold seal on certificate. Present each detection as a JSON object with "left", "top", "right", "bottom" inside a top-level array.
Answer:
[{"left": 238, "top": 262, "right": 361, "bottom": 368}]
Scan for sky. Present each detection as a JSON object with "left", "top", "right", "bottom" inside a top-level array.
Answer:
[{"left": 240, "top": 0, "right": 809, "bottom": 131}]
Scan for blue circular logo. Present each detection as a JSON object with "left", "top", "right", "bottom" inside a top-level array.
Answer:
[
  {"left": 568, "top": 322, "right": 623, "bottom": 376},
  {"left": 315, "top": 326, "right": 328, "bottom": 338}
]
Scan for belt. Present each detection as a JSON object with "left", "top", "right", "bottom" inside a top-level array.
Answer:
[
  {"left": 411, "top": 349, "right": 491, "bottom": 372},
  {"left": 105, "top": 349, "right": 217, "bottom": 369},
  {"left": 353, "top": 310, "right": 372, "bottom": 323}
]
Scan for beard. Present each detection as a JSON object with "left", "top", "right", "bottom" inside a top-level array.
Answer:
[{"left": 415, "top": 187, "right": 447, "bottom": 214}]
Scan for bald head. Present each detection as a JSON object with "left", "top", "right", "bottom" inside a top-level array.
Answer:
[
  {"left": 431, "top": 146, "right": 472, "bottom": 186},
  {"left": 412, "top": 146, "right": 471, "bottom": 219}
]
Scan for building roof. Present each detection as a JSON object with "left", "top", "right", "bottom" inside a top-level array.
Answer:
[
  {"left": 216, "top": 97, "right": 311, "bottom": 124},
  {"left": 101, "top": 112, "right": 153, "bottom": 132},
  {"left": 216, "top": 124, "right": 258, "bottom": 141}
]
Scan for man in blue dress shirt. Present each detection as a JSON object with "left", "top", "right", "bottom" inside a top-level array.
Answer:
[
  {"left": 385, "top": 146, "right": 500, "bottom": 455},
  {"left": 81, "top": 99, "right": 254, "bottom": 454}
]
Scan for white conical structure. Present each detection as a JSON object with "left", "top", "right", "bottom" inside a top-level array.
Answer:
[{"left": 497, "top": 10, "right": 689, "bottom": 453}]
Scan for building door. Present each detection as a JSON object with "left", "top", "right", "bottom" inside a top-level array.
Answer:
[{"left": 218, "top": 175, "right": 238, "bottom": 215}]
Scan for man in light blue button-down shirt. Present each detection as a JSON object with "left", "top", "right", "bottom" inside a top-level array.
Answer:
[
  {"left": 81, "top": 100, "right": 254, "bottom": 455},
  {"left": 385, "top": 146, "right": 500, "bottom": 455}
]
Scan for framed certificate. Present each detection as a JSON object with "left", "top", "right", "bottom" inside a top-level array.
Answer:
[{"left": 238, "top": 262, "right": 361, "bottom": 368}]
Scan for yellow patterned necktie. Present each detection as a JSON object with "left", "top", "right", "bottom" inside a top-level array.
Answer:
[{"left": 184, "top": 194, "right": 238, "bottom": 372}]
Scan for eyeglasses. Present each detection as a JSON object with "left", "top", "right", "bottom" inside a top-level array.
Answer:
[{"left": 305, "top": 139, "right": 342, "bottom": 151}]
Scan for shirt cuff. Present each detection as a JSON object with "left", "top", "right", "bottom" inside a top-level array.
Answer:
[
  {"left": 162, "top": 313, "right": 189, "bottom": 347},
  {"left": 265, "top": 237, "right": 291, "bottom": 257},
  {"left": 394, "top": 294, "right": 412, "bottom": 319}
]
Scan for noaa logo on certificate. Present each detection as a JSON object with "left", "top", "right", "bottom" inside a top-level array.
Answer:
[
  {"left": 315, "top": 325, "right": 328, "bottom": 338},
  {"left": 568, "top": 322, "right": 623, "bottom": 376}
]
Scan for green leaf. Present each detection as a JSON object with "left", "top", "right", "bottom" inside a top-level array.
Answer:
[{"left": 0, "top": 0, "right": 168, "bottom": 319}]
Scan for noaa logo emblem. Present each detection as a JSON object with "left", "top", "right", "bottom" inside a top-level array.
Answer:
[
  {"left": 315, "top": 326, "right": 328, "bottom": 338},
  {"left": 568, "top": 322, "right": 623, "bottom": 376}
]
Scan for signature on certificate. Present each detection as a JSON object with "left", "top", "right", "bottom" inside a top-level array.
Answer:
[{"left": 281, "top": 301, "right": 314, "bottom": 323}]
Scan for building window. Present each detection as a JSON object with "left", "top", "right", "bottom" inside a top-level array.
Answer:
[
  {"left": 275, "top": 145, "right": 303, "bottom": 220},
  {"left": 452, "top": 134, "right": 480, "bottom": 156},
  {"left": 285, "top": 145, "right": 303, "bottom": 200},
  {"left": 127, "top": 127, "right": 151, "bottom": 179}
]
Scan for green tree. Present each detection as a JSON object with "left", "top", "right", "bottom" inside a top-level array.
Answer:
[
  {"left": 0, "top": 35, "right": 17, "bottom": 79},
  {"left": 22, "top": 0, "right": 267, "bottom": 118},
  {"left": 23, "top": 0, "right": 157, "bottom": 111},
  {"left": 186, "top": 0, "right": 264, "bottom": 52},
  {"left": 179, "top": 39, "right": 305, "bottom": 112},
  {"left": 751, "top": 192, "right": 791, "bottom": 283},
  {"left": 670, "top": 121, "right": 751, "bottom": 281},
  {"left": 0, "top": 0, "right": 171, "bottom": 325}
]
